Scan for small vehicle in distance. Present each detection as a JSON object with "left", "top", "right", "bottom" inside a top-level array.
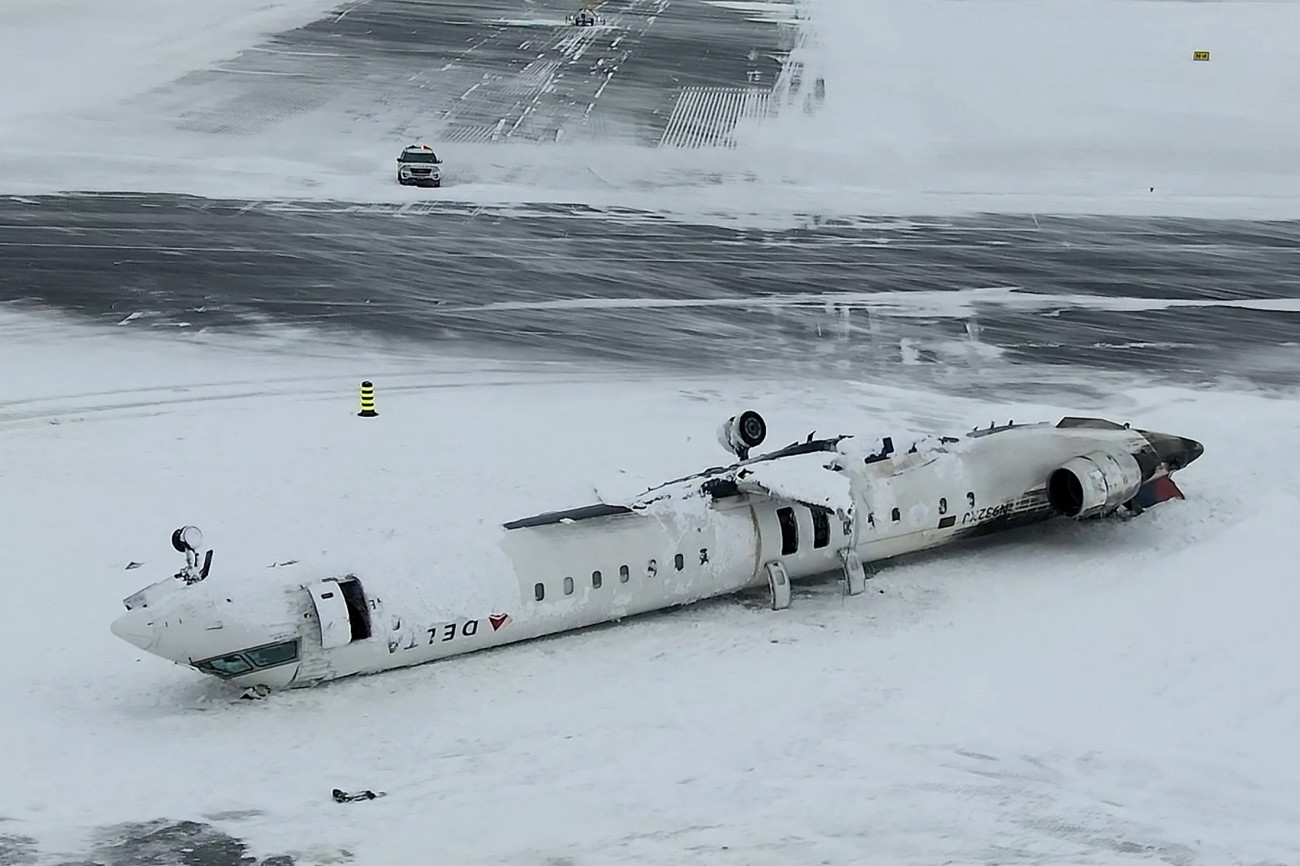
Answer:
[
  {"left": 572, "top": 9, "right": 598, "bottom": 26},
  {"left": 396, "top": 144, "right": 442, "bottom": 187}
]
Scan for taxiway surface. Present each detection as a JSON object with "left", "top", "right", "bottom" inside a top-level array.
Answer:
[{"left": 3, "top": 195, "right": 1298, "bottom": 390}]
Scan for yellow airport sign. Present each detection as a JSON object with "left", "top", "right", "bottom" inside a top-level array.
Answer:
[{"left": 1193, "top": 51, "right": 1211, "bottom": 61}]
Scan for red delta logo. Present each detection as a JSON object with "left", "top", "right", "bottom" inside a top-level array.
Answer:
[{"left": 488, "top": 613, "right": 510, "bottom": 631}]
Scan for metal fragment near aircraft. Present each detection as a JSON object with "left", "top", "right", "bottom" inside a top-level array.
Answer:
[{"left": 111, "top": 412, "right": 1203, "bottom": 691}]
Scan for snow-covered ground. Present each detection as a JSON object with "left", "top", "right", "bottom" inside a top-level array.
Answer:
[
  {"left": 752, "top": 0, "right": 1300, "bottom": 218},
  {"left": 3, "top": 0, "right": 1300, "bottom": 219},
  {"left": 2, "top": 308, "right": 1297, "bottom": 863},
  {"left": 0, "top": 0, "right": 343, "bottom": 123}
]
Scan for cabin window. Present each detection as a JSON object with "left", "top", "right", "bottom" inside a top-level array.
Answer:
[
  {"left": 967, "top": 491, "right": 976, "bottom": 508},
  {"left": 777, "top": 507, "right": 798, "bottom": 555},
  {"left": 891, "top": 507, "right": 900, "bottom": 522},
  {"left": 592, "top": 570, "right": 603, "bottom": 589},
  {"left": 674, "top": 553, "right": 684, "bottom": 571},
  {"left": 699, "top": 548, "right": 709, "bottom": 565},
  {"left": 193, "top": 653, "right": 253, "bottom": 678},
  {"left": 563, "top": 576, "right": 574, "bottom": 595},
  {"left": 619, "top": 564, "right": 630, "bottom": 583},
  {"left": 244, "top": 640, "right": 300, "bottom": 669},
  {"left": 939, "top": 498, "right": 948, "bottom": 515},
  {"left": 811, "top": 507, "right": 830, "bottom": 548},
  {"left": 647, "top": 559, "right": 658, "bottom": 578},
  {"left": 534, "top": 582, "right": 545, "bottom": 602}
]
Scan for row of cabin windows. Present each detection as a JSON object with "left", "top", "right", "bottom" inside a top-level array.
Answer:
[
  {"left": 531, "top": 493, "right": 982, "bottom": 603},
  {"left": 534, "top": 550, "right": 706, "bottom": 602},
  {"left": 875, "top": 492, "right": 976, "bottom": 525}
]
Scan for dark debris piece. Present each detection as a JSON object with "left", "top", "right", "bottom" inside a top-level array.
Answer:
[{"left": 331, "top": 789, "right": 384, "bottom": 803}]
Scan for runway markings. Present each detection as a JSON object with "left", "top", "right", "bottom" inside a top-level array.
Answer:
[
  {"left": 437, "top": 0, "right": 667, "bottom": 144},
  {"left": 659, "top": 86, "right": 771, "bottom": 148}
]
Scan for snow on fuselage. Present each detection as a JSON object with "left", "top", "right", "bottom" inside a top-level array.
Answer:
[{"left": 110, "top": 417, "right": 1202, "bottom": 690}]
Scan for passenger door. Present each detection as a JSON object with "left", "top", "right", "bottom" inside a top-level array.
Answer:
[{"left": 306, "top": 579, "right": 352, "bottom": 649}]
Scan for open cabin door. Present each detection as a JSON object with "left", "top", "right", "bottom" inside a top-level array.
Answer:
[{"left": 307, "top": 579, "right": 353, "bottom": 649}]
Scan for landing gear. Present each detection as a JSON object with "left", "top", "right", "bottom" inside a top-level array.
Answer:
[
  {"left": 840, "top": 548, "right": 867, "bottom": 596},
  {"left": 171, "top": 525, "right": 212, "bottom": 585},
  {"left": 765, "top": 561, "right": 791, "bottom": 610}
]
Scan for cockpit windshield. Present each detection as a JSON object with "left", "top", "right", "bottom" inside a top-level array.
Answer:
[
  {"left": 193, "top": 639, "right": 300, "bottom": 678},
  {"left": 246, "top": 641, "right": 300, "bottom": 668},
  {"left": 194, "top": 654, "right": 252, "bottom": 677}
]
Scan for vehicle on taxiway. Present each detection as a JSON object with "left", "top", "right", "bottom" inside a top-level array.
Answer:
[{"left": 396, "top": 143, "right": 442, "bottom": 187}]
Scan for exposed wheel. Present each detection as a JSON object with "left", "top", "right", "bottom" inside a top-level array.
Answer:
[
  {"left": 171, "top": 525, "right": 203, "bottom": 553},
  {"left": 736, "top": 410, "right": 766, "bottom": 448}
]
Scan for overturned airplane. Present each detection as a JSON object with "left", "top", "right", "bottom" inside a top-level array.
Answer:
[{"left": 111, "top": 412, "right": 1203, "bottom": 691}]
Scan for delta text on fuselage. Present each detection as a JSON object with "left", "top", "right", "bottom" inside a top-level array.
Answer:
[{"left": 111, "top": 412, "right": 1204, "bottom": 691}]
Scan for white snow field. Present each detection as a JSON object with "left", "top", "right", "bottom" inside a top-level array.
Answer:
[
  {"left": 1, "top": 308, "right": 1298, "bottom": 863},
  {"left": 3, "top": 0, "right": 1300, "bottom": 219},
  {"left": 0, "top": 0, "right": 343, "bottom": 123}
]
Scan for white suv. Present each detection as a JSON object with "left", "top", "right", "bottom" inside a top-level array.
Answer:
[{"left": 396, "top": 144, "right": 443, "bottom": 187}]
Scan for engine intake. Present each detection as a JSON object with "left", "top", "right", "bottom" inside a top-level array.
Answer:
[
  {"left": 1047, "top": 450, "right": 1142, "bottom": 518},
  {"left": 718, "top": 411, "right": 767, "bottom": 460}
]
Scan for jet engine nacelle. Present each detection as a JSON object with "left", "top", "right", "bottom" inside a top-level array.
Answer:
[
  {"left": 717, "top": 411, "right": 767, "bottom": 460},
  {"left": 1047, "top": 450, "right": 1143, "bottom": 518}
]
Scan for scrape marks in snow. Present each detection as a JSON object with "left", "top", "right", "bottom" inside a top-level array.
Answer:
[{"left": 658, "top": 86, "right": 771, "bottom": 148}]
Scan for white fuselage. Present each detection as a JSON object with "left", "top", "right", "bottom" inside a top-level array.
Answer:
[{"left": 110, "top": 418, "right": 1195, "bottom": 689}]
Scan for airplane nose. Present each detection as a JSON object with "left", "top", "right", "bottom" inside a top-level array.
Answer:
[
  {"left": 1181, "top": 437, "right": 1205, "bottom": 467},
  {"left": 110, "top": 609, "right": 158, "bottom": 652},
  {"left": 1139, "top": 430, "right": 1205, "bottom": 471}
]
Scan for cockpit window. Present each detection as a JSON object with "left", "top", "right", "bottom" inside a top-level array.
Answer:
[
  {"left": 193, "top": 654, "right": 253, "bottom": 677},
  {"left": 245, "top": 640, "right": 300, "bottom": 669},
  {"left": 193, "top": 640, "right": 300, "bottom": 678}
]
